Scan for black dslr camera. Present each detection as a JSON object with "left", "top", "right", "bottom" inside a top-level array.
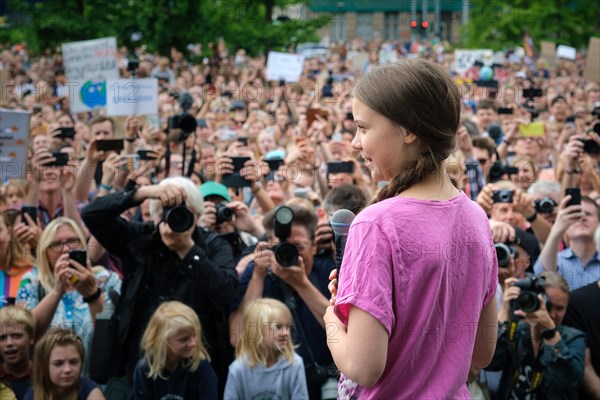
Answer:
[
  {"left": 163, "top": 204, "right": 195, "bottom": 232},
  {"left": 535, "top": 197, "right": 557, "bottom": 214},
  {"left": 511, "top": 275, "right": 550, "bottom": 313},
  {"left": 489, "top": 162, "right": 518, "bottom": 183},
  {"left": 495, "top": 241, "right": 519, "bottom": 267},
  {"left": 215, "top": 202, "right": 234, "bottom": 225},
  {"left": 271, "top": 206, "right": 298, "bottom": 267},
  {"left": 168, "top": 92, "right": 197, "bottom": 138}
]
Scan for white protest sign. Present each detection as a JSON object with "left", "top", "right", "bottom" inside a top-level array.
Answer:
[
  {"left": 62, "top": 37, "right": 119, "bottom": 113},
  {"left": 266, "top": 52, "right": 305, "bottom": 83},
  {"left": 556, "top": 45, "right": 576, "bottom": 60},
  {"left": 347, "top": 51, "right": 369, "bottom": 72},
  {"left": 454, "top": 49, "right": 493, "bottom": 74},
  {"left": 0, "top": 109, "right": 30, "bottom": 181},
  {"left": 106, "top": 78, "right": 158, "bottom": 116}
]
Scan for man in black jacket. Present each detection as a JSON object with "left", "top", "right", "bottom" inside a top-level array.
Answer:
[{"left": 81, "top": 176, "right": 238, "bottom": 393}]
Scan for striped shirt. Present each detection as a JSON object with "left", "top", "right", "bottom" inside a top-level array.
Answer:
[{"left": 534, "top": 248, "right": 600, "bottom": 291}]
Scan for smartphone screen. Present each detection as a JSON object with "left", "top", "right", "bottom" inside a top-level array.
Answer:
[
  {"left": 69, "top": 249, "right": 87, "bottom": 268},
  {"left": 519, "top": 122, "right": 545, "bottom": 137},
  {"left": 96, "top": 139, "right": 124, "bottom": 152},
  {"left": 565, "top": 188, "right": 581, "bottom": 207},
  {"left": 21, "top": 206, "right": 37, "bottom": 224}
]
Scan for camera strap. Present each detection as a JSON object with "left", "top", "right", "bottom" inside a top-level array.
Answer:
[{"left": 279, "top": 279, "right": 322, "bottom": 372}]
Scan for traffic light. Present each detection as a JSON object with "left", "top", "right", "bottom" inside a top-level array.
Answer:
[
  {"left": 410, "top": 20, "right": 418, "bottom": 29},
  {"left": 421, "top": 21, "right": 428, "bottom": 29}
]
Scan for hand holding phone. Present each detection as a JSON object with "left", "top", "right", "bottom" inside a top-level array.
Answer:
[
  {"left": 21, "top": 206, "right": 37, "bottom": 225},
  {"left": 565, "top": 188, "right": 581, "bottom": 207}
]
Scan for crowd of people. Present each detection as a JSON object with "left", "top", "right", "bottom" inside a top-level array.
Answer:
[{"left": 0, "top": 35, "right": 599, "bottom": 400}]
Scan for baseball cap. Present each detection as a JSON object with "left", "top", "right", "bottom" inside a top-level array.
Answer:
[{"left": 200, "top": 181, "right": 231, "bottom": 202}]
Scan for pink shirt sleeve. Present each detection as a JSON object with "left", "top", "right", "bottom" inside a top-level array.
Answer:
[{"left": 334, "top": 220, "right": 395, "bottom": 336}]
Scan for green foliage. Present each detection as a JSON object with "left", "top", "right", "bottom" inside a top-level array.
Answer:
[
  {"left": 462, "top": 0, "right": 600, "bottom": 50},
  {"left": 2, "top": 0, "right": 330, "bottom": 56}
]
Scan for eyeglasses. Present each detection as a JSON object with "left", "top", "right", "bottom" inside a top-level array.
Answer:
[{"left": 47, "top": 237, "right": 82, "bottom": 252}]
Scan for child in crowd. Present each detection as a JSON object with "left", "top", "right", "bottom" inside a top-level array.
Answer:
[
  {"left": 25, "top": 328, "right": 104, "bottom": 400},
  {"left": 0, "top": 306, "right": 35, "bottom": 400},
  {"left": 133, "top": 301, "right": 218, "bottom": 400},
  {"left": 224, "top": 298, "right": 308, "bottom": 400},
  {"left": 2, "top": 181, "right": 27, "bottom": 209}
]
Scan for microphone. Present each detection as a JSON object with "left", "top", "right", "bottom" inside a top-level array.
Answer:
[{"left": 330, "top": 209, "right": 356, "bottom": 279}]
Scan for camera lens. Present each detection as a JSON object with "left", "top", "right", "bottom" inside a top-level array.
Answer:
[
  {"left": 516, "top": 291, "right": 540, "bottom": 313},
  {"left": 215, "top": 203, "right": 234, "bottom": 225},
  {"left": 536, "top": 198, "right": 555, "bottom": 214},
  {"left": 179, "top": 114, "right": 197, "bottom": 134},
  {"left": 495, "top": 243, "right": 511, "bottom": 267},
  {"left": 164, "top": 205, "right": 194, "bottom": 233},
  {"left": 274, "top": 242, "right": 299, "bottom": 267}
]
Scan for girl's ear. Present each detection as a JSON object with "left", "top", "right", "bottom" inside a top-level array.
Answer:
[{"left": 404, "top": 130, "right": 419, "bottom": 145}]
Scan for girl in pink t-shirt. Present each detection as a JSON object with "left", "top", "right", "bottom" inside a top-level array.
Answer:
[{"left": 323, "top": 59, "right": 499, "bottom": 400}]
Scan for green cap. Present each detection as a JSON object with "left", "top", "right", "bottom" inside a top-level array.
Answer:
[{"left": 200, "top": 181, "right": 231, "bottom": 202}]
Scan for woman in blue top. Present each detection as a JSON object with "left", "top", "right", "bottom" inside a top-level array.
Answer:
[{"left": 16, "top": 217, "right": 121, "bottom": 374}]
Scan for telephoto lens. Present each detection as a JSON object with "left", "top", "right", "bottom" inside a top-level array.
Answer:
[
  {"left": 511, "top": 276, "right": 548, "bottom": 313},
  {"left": 272, "top": 206, "right": 299, "bottom": 267},
  {"left": 494, "top": 242, "right": 518, "bottom": 267},
  {"left": 163, "top": 205, "right": 194, "bottom": 232}
]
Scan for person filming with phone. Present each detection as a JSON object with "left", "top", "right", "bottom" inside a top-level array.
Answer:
[{"left": 534, "top": 194, "right": 600, "bottom": 291}]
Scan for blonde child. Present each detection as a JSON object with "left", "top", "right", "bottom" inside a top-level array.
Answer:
[
  {"left": 224, "top": 298, "right": 308, "bottom": 400},
  {"left": 133, "top": 301, "right": 218, "bottom": 400},
  {"left": 0, "top": 306, "right": 35, "bottom": 400}
]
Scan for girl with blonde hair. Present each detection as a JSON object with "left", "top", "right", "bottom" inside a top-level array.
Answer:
[
  {"left": 133, "top": 301, "right": 217, "bottom": 399},
  {"left": 224, "top": 298, "right": 308, "bottom": 400},
  {"left": 25, "top": 328, "right": 104, "bottom": 400}
]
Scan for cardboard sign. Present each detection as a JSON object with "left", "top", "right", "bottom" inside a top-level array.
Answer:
[
  {"left": 266, "top": 52, "right": 305, "bottom": 83},
  {"left": 62, "top": 37, "right": 119, "bottom": 113},
  {"left": 0, "top": 109, "right": 30, "bottom": 181},
  {"left": 541, "top": 41, "right": 557, "bottom": 67},
  {"left": 556, "top": 44, "right": 576, "bottom": 60},
  {"left": 106, "top": 78, "right": 158, "bottom": 116},
  {"left": 347, "top": 51, "right": 369, "bottom": 72},
  {"left": 454, "top": 49, "right": 493, "bottom": 74},
  {"left": 584, "top": 37, "right": 600, "bottom": 83}
]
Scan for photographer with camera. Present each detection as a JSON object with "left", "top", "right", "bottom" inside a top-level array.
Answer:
[
  {"left": 229, "top": 205, "right": 334, "bottom": 400},
  {"left": 80, "top": 176, "right": 238, "bottom": 393},
  {"left": 487, "top": 271, "right": 586, "bottom": 399},
  {"left": 199, "top": 181, "right": 265, "bottom": 265}
]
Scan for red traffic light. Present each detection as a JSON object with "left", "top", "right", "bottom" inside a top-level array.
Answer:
[
  {"left": 410, "top": 21, "right": 417, "bottom": 28},
  {"left": 421, "top": 21, "right": 429, "bottom": 28}
]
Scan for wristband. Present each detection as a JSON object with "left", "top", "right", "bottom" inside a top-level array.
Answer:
[
  {"left": 82, "top": 287, "right": 102, "bottom": 303},
  {"left": 541, "top": 327, "right": 558, "bottom": 340},
  {"left": 99, "top": 183, "right": 113, "bottom": 191},
  {"left": 526, "top": 211, "right": 538, "bottom": 223}
]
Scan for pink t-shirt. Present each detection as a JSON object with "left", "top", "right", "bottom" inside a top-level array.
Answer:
[{"left": 334, "top": 192, "right": 498, "bottom": 399}]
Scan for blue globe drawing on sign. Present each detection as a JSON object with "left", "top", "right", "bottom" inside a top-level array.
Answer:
[
  {"left": 479, "top": 66, "right": 494, "bottom": 81},
  {"left": 80, "top": 81, "right": 107, "bottom": 108}
]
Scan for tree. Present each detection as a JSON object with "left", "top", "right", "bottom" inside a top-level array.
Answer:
[
  {"left": 462, "top": 0, "right": 600, "bottom": 50},
  {"left": 2, "top": 0, "right": 330, "bottom": 56}
]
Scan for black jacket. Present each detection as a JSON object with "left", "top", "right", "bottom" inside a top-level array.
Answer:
[{"left": 81, "top": 189, "right": 238, "bottom": 390}]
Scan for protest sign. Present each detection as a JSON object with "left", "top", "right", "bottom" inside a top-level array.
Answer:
[
  {"left": 62, "top": 37, "right": 119, "bottom": 113},
  {"left": 541, "top": 41, "right": 557, "bottom": 67},
  {"left": 454, "top": 49, "right": 493, "bottom": 74},
  {"left": 583, "top": 37, "right": 600, "bottom": 83},
  {"left": 347, "top": 51, "right": 369, "bottom": 72},
  {"left": 556, "top": 44, "right": 576, "bottom": 60},
  {"left": 0, "top": 109, "right": 30, "bottom": 181},
  {"left": 106, "top": 78, "right": 158, "bottom": 116},
  {"left": 266, "top": 52, "right": 305, "bottom": 83}
]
